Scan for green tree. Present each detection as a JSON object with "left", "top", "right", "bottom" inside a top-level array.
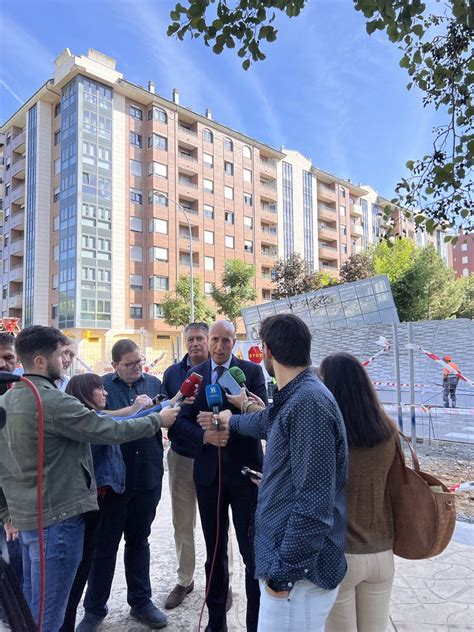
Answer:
[
  {"left": 373, "top": 239, "right": 416, "bottom": 284},
  {"left": 391, "top": 244, "right": 462, "bottom": 321},
  {"left": 271, "top": 252, "right": 337, "bottom": 299},
  {"left": 162, "top": 276, "right": 215, "bottom": 328},
  {"left": 340, "top": 253, "right": 375, "bottom": 283},
  {"left": 455, "top": 275, "right": 474, "bottom": 319},
  {"left": 168, "top": 0, "right": 473, "bottom": 234},
  {"left": 211, "top": 259, "right": 257, "bottom": 326}
]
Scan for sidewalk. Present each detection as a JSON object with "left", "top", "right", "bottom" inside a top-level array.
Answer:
[{"left": 87, "top": 473, "right": 474, "bottom": 631}]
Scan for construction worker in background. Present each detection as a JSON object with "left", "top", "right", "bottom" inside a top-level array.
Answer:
[{"left": 442, "top": 356, "right": 460, "bottom": 408}]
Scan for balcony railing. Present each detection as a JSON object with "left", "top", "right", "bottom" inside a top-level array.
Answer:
[
  {"left": 179, "top": 177, "right": 198, "bottom": 189},
  {"left": 260, "top": 180, "right": 277, "bottom": 191},
  {"left": 178, "top": 125, "right": 197, "bottom": 137},
  {"left": 261, "top": 227, "right": 277, "bottom": 236},
  {"left": 261, "top": 249, "right": 278, "bottom": 258},
  {"left": 179, "top": 151, "right": 198, "bottom": 163},
  {"left": 319, "top": 242, "right": 338, "bottom": 251},
  {"left": 261, "top": 204, "right": 277, "bottom": 213},
  {"left": 318, "top": 223, "right": 337, "bottom": 233}
]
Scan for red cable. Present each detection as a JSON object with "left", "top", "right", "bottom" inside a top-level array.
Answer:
[
  {"left": 21, "top": 377, "right": 45, "bottom": 632},
  {"left": 198, "top": 430, "right": 222, "bottom": 631}
]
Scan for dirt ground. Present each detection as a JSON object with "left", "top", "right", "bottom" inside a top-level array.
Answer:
[{"left": 409, "top": 439, "right": 473, "bottom": 520}]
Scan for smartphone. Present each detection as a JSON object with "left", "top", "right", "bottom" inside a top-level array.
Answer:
[
  {"left": 241, "top": 466, "right": 262, "bottom": 481},
  {"left": 218, "top": 370, "right": 242, "bottom": 396},
  {"left": 152, "top": 393, "right": 167, "bottom": 405}
]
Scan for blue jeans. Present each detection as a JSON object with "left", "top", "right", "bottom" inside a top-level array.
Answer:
[{"left": 20, "top": 515, "right": 84, "bottom": 632}]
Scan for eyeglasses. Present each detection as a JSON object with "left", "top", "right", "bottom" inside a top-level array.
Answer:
[{"left": 121, "top": 356, "right": 146, "bottom": 370}]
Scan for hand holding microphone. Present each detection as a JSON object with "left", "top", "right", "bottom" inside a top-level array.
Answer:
[{"left": 171, "top": 372, "right": 202, "bottom": 407}]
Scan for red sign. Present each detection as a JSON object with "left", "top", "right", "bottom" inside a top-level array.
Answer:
[{"left": 248, "top": 345, "right": 263, "bottom": 364}]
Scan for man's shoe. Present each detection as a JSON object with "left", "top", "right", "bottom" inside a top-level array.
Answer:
[
  {"left": 164, "top": 581, "right": 194, "bottom": 609},
  {"left": 75, "top": 612, "right": 105, "bottom": 632},
  {"left": 225, "top": 586, "right": 233, "bottom": 612},
  {"left": 130, "top": 602, "right": 168, "bottom": 629},
  {"left": 204, "top": 626, "right": 228, "bottom": 632}
]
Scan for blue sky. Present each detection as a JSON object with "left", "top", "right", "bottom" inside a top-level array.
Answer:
[{"left": 0, "top": 0, "right": 440, "bottom": 199}]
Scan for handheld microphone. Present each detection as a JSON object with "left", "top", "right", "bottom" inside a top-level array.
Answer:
[
  {"left": 205, "top": 384, "right": 223, "bottom": 429},
  {"left": 228, "top": 366, "right": 249, "bottom": 394},
  {"left": 175, "top": 372, "right": 203, "bottom": 406},
  {"left": 0, "top": 371, "right": 22, "bottom": 384}
]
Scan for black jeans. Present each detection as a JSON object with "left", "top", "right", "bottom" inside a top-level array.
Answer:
[
  {"left": 196, "top": 471, "right": 259, "bottom": 632},
  {"left": 83, "top": 483, "right": 162, "bottom": 618}
]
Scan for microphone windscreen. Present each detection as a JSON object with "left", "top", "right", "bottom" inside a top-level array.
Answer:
[
  {"left": 0, "top": 407, "right": 6, "bottom": 430},
  {"left": 0, "top": 371, "right": 21, "bottom": 385},
  {"left": 205, "top": 384, "right": 223, "bottom": 410},
  {"left": 179, "top": 372, "right": 203, "bottom": 398},
  {"left": 228, "top": 366, "right": 246, "bottom": 386}
]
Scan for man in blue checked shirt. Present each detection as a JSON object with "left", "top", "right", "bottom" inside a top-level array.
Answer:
[{"left": 216, "top": 314, "right": 348, "bottom": 632}]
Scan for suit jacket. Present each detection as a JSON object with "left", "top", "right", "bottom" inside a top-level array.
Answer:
[{"left": 171, "top": 355, "right": 268, "bottom": 487}]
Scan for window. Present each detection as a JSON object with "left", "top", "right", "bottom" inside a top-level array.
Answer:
[
  {"left": 244, "top": 193, "right": 253, "bottom": 206},
  {"left": 130, "top": 217, "right": 143, "bottom": 232},
  {"left": 244, "top": 239, "right": 253, "bottom": 253},
  {"left": 130, "top": 304, "right": 143, "bottom": 319},
  {"left": 98, "top": 237, "right": 111, "bottom": 251},
  {"left": 461, "top": 243, "right": 468, "bottom": 251},
  {"left": 243, "top": 168, "right": 252, "bottom": 182},
  {"left": 130, "top": 245, "right": 143, "bottom": 261},
  {"left": 149, "top": 218, "right": 168, "bottom": 234},
  {"left": 149, "top": 275, "right": 169, "bottom": 290},
  {"left": 205, "top": 256, "right": 215, "bottom": 270},
  {"left": 148, "top": 107, "right": 167, "bottom": 123},
  {"left": 204, "top": 204, "right": 214, "bottom": 219},
  {"left": 340, "top": 187, "right": 346, "bottom": 198},
  {"left": 148, "top": 134, "right": 168, "bottom": 150},
  {"left": 130, "top": 188, "right": 143, "bottom": 204},
  {"left": 462, "top": 256, "right": 469, "bottom": 264},
  {"left": 203, "top": 153, "right": 214, "bottom": 167},
  {"left": 243, "top": 145, "right": 252, "bottom": 159},
  {"left": 340, "top": 244, "right": 347, "bottom": 254},
  {"left": 53, "top": 186, "right": 60, "bottom": 203},
  {"left": 82, "top": 235, "right": 96, "bottom": 249},
  {"left": 205, "top": 282, "right": 213, "bottom": 294},
  {"left": 463, "top": 268, "right": 469, "bottom": 276},
  {"left": 225, "top": 210, "right": 234, "bottom": 224},
  {"left": 130, "top": 131, "right": 142, "bottom": 148},
  {"left": 52, "top": 274, "right": 59, "bottom": 289},
  {"left": 148, "top": 190, "right": 168, "bottom": 206},
  {"left": 339, "top": 205, "right": 346, "bottom": 216},
  {"left": 53, "top": 215, "right": 60, "bottom": 231},
  {"left": 82, "top": 267, "right": 96, "bottom": 281},
  {"left": 149, "top": 304, "right": 165, "bottom": 319},
  {"left": 130, "top": 105, "right": 142, "bottom": 120},
  {"left": 224, "top": 161, "right": 234, "bottom": 175},
  {"left": 148, "top": 161, "right": 168, "bottom": 178},
  {"left": 149, "top": 246, "right": 168, "bottom": 262},
  {"left": 203, "top": 178, "right": 214, "bottom": 193},
  {"left": 224, "top": 186, "right": 234, "bottom": 200},
  {"left": 98, "top": 146, "right": 111, "bottom": 170},
  {"left": 54, "top": 129, "right": 61, "bottom": 146},
  {"left": 54, "top": 158, "right": 61, "bottom": 175},
  {"left": 51, "top": 305, "right": 58, "bottom": 319},
  {"left": 130, "top": 160, "right": 143, "bottom": 177},
  {"left": 204, "top": 230, "right": 214, "bottom": 245},
  {"left": 53, "top": 244, "right": 59, "bottom": 260},
  {"left": 340, "top": 224, "right": 347, "bottom": 236},
  {"left": 130, "top": 274, "right": 143, "bottom": 290},
  {"left": 223, "top": 137, "right": 233, "bottom": 152},
  {"left": 54, "top": 102, "right": 61, "bottom": 117},
  {"left": 203, "top": 129, "right": 213, "bottom": 143},
  {"left": 244, "top": 216, "right": 253, "bottom": 229},
  {"left": 225, "top": 235, "right": 234, "bottom": 249}
]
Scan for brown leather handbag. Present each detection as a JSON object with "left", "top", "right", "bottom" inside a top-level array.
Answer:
[{"left": 388, "top": 434, "right": 456, "bottom": 559}]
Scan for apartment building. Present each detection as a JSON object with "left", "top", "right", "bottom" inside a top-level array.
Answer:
[
  {"left": 277, "top": 149, "right": 368, "bottom": 278},
  {"left": 449, "top": 233, "right": 474, "bottom": 277},
  {"left": 0, "top": 48, "right": 282, "bottom": 370}
]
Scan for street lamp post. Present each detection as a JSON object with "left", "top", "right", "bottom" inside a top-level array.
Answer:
[{"left": 163, "top": 195, "right": 195, "bottom": 323}]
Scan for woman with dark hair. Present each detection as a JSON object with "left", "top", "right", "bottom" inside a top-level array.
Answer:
[
  {"left": 320, "top": 352, "right": 398, "bottom": 632},
  {"left": 60, "top": 374, "right": 181, "bottom": 632}
]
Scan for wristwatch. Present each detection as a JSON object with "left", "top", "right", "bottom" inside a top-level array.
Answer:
[{"left": 267, "top": 578, "right": 289, "bottom": 592}]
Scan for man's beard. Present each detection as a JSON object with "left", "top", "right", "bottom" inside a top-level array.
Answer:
[
  {"left": 46, "top": 360, "right": 63, "bottom": 382},
  {"left": 264, "top": 357, "right": 275, "bottom": 377}
]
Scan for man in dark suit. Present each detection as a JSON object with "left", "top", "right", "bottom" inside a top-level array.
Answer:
[{"left": 172, "top": 320, "right": 268, "bottom": 632}]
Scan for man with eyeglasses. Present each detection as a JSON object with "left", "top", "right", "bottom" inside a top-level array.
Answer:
[{"left": 79, "top": 339, "right": 166, "bottom": 631}]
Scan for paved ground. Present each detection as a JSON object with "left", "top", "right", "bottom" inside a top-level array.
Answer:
[{"left": 77, "top": 471, "right": 474, "bottom": 632}]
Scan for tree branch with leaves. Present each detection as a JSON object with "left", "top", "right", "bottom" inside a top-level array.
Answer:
[{"left": 211, "top": 259, "right": 257, "bottom": 326}]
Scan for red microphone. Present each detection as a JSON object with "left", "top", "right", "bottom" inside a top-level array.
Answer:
[{"left": 175, "top": 372, "right": 202, "bottom": 406}]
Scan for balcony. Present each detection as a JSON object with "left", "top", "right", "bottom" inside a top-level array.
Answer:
[
  {"left": 10, "top": 211, "right": 24, "bottom": 230},
  {"left": 318, "top": 223, "right": 337, "bottom": 240},
  {"left": 178, "top": 124, "right": 198, "bottom": 144},
  {"left": 350, "top": 223, "right": 364, "bottom": 237},
  {"left": 178, "top": 150, "right": 198, "bottom": 168},
  {"left": 318, "top": 204, "right": 337, "bottom": 221},
  {"left": 10, "top": 184, "right": 25, "bottom": 205},
  {"left": 261, "top": 247, "right": 278, "bottom": 260},
  {"left": 260, "top": 203, "right": 277, "bottom": 215},
  {"left": 179, "top": 256, "right": 199, "bottom": 268},
  {"left": 318, "top": 183, "right": 337, "bottom": 202},
  {"left": 11, "top": 158, "right": 26, "bottom": 180},
  {"left": 8, "top": 294, "right": 23, "bottom": 309},
  {"left": 318, "top": 242, "right": 339, "bottom": 261},
  {"left": 9, "top": 266, "right": 23, "bottom": 282},
  {"left": 350, "top": 203, "right": 362, "bottom": 217},
  {"left": 259, "top": 157, "right": 277, "bottom": 177},
  {"left": 12, "top": 131, "right": 26, "bottom": 153},
  {"left": 9, "top": 239, "right": 24, "bottom": 255},
  {"left": 320, "top": 262, "right": 339, "bottom": 277}
]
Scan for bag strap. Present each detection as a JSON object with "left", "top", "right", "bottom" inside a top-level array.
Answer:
[{"left": 397, "top": 432, "right": 421, "bottom": 471}]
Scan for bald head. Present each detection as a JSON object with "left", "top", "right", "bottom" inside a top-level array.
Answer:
[{"left": 209, "top": 321, "right": 236, "bottom": 365}]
